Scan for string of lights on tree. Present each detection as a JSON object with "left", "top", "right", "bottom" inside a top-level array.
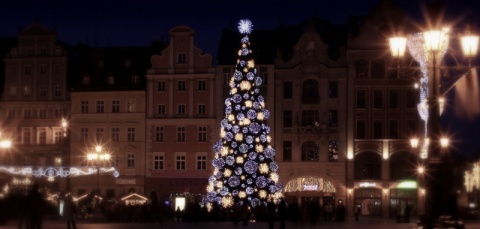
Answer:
[{"left": 204, "top": 19, "right": 283, "bottom": 209}]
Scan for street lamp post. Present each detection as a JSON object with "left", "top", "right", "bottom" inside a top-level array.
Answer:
[
  {"left": 87, "top": 145, "right": 110, "bottom": 195},
  {"left": 390, "top": 26, "right": 478, "bottom": 226}
]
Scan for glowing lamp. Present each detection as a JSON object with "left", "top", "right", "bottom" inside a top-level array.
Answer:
[
  {"left": 389, "top": 36, "right": 407, "bottom": 57},
  {"left": 440, "top": 137, "right": 449, "bottom": 148},
  {"left": 0, "top": 140, "right": 12, "bottom": 149},
  {"left": 410, "top": 138, "right": 419, "bottom": 148},
  {"left": 461, "top": 35, "right": 479, "bottom": 57},
  {"left": 423, "top": 29, "right": 448, "bottom": 52}
]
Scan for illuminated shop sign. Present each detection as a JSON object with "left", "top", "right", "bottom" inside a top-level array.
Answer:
[
  {"left": 303, "top": 184, "right": 318, "bottom": 191},
  {"left": 358, "top": 182, "right": 377, "bottom": 188},
  {"left": 396, "top": 181, "right": 417, "bottom": 189}
]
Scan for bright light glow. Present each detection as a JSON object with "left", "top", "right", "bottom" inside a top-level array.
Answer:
[
  {"left": 397, "top": 181, "right": 418, "bottom": 189},
  {"left": 347, "top": 189, "right": 353, "bottom": 195},
  {"left": 0, "top": 140, "right": 12, "bottom": 149},
  {"left": 224, "top": 169, "right": 232, "bottom": 177},
  {"left": 240, "top": 80, "right": 251, "bottom": 90},
  {"left": 440, "top": 137, "right": 449, "bottom": 148},
  {"left": 236, "top": 156, "right": 244, "bottom": 164},
  {"left": 61, "top": 118, "right": 68, "bottom": 128},
  {"left": 259, "top": 163, "right": 269, "bottom": 174},
  {"left": 238, "top": 19, "right": 253, "bottom": 34},
  {"left": 255, "top": 144, "right": 263, "bottom": 153},
  {"left": 439, "top": 97, "right": 445, "bottom": 115},
  {"left": 257, "top": 112, "right": 264, "bottom": 120},
  {"left": 245, "top": 100, "right": 252, "bottom": 107},
  {"left": 175, "top": 197, "right": 186, "bottom": 211},
  {"left": 95, "top": 145, "right": 102, "bottom": 153},
  {"left": 235, "top": 133, "right": 243, "bottom": 141},
  {"left": 410, "top": 138, "right": 419, "bottom": 148},
  {"left": 259, "top": 190, "right": 267, "bottom": 199},
  {"left": 414, "top": 83, "right": 419, "bottom": 89},
  {"left": 461, "top": 35, "right": 479, "bottom": 57},
  {"left": 222, "top": 196, "right": 234, "bottom": 208},
  {"left": 418, "top": 166, "right": 425, "bottom": 174},
  {"left": 423, "top": 29, "right": 449, "bottom": 52},
  {"left": 389, "top": 36, "right": 407, "bottom": 57},
  {"left": 465, "top": 162, "right": 480, "bottom": 192},
  {"left": 0, "top": 166, "right": 118, "bottom": 178}
]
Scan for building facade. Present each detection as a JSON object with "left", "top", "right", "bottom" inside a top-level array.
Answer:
[
  {"left": 145, "top": 26, "right": 216, "bottom": 199},
  {"left": 0, "top": 22, "right": 70, "bottom": 193},
  {"left": 68, "top": 45, "right": 153, "bottom": 198},
  {"left": 346, "top": 1, "right": 421, "bottom": 218}
]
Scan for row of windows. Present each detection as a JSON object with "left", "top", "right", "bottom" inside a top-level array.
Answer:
[
  {"left": 9, "top": 85, "right": 63, "bottom": 97},
  {"left": 6, "top": 127, "right": 66, "bottom": 145},
  {"left": 356, "top": 119, "right": 416, "bottom": 139},
  {"left": 82, "top": 75, "right": 139, "bottom": 86},
  {"left": 156, "top": 104, "right": 207, "bottom": 116},
  {"left": 80, "top": 127, "right": 137, "bottom": 142},
  {"left": 76, "top": 126, "right": 208, "bottom": 143},
  {"left": 152, "top": 153, "right": 207, "bottom": 171},
  {"left": 282, "top": 141, "right": 339, "bottom": 162},
  {"left": 356, "top": 89, "right": 417, "bottom": 109},
  {"left": 153, "top": 126, "right": 208, "bottom": 142},
  {"left": 5, "top": 108, "right": 67, "bottom": 119},
  {"left": 156, "top": 80, "right": 207, "bottom": 92},
  {"left": 353, "top": 152, "right": 417, "bottom": 180},
  {"left": 80, "top": 99, "right": 137, "bottom": 113},
  {"left": 95, "top": 59, "right": 132, "bottom": 68},
  {"left": 355, "top": 59, "right": 400, "bottom": 79},
  {"left": 282, "top": 80, "right": 338, "bottom": 100},
  {"left": 283, "top": 110, "right": 338, "bottom": 128},
  {"left": 10, "top": 63, "right": 64, "bottom": 75}
]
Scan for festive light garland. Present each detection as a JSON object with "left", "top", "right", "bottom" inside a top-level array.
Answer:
[
  {"left": 407, "top": 31, "right": 449, "bottom": 159},
  {"left": 0, "top": 166, "right": 119, "bottom": 178},
  {"left": 204, "top": 19, "right": 282, "bottom": 209}
]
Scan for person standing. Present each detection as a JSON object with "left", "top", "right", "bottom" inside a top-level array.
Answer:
[
  {"left": 27, "top": 183, "right": 44, "bottom": 229},
  {"left": 63, "top": 193, "right": 77, "bottom": 229},
  {"left": 336, "top": 201, "right": 346, "bottom": 221},
  {"left": 354, "top": 206, "right": 361, "bottom": 221},
  {"left": 266, "top": 199, "right": 276, "bottom": 229},
  {"left": 278, "top": 198, "right": 287, "bottom": 229}
]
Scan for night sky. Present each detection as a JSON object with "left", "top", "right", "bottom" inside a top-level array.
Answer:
[{"left": 1, "top": 0, "right": 480, "bottom": 158}]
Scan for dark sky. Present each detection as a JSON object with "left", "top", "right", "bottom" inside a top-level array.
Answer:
[
  {"left": 1, "top": 0, "right": 480, "bottom": 158},
  {"left": 1, "top": 0, "right": 477, "bottom": 56}
]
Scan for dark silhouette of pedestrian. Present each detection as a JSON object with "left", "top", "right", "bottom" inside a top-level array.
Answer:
[
  {"left": 175, "top": 206, "right": 182, "bottom": 222},
  {"left": 404, "top": 204, "right": 411, "bottom": 222},
  {"left": 323, "top": 202, "right": 332, "bottom": 222},
  {"left": 354, "top": 206, "right": 361, "bottom": 221},
  {"left": 336, "top": 201, "right": 346, "bottom": 222},
  {"left": 148, "top": 191, "right": 159, "bottom": 222},
  {"left": 27, "top": 183, "right": 44, "bottom": 229},
  {"left": 266, "top": 199, "right": 276, "bottom": 229},
  {"left": 308, "top": 200, "right": 319, "bottom": 225},
  {"left": 278, "top": 198, "right": 287, "bottom": 229},
  {"left": 445, "top": 192, "right": 458, "bottom": 219},
  {"left": 63, "top": 193, "right": 77, "bottom": 229}
]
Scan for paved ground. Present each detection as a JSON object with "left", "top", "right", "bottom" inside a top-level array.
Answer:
[{"left": 2, "top": 218, "right": 480, "bottom": 229}]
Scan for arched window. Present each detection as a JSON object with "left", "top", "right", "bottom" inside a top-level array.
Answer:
[
  {"left": 301, "top": 141, "right": 319, "bottom": 161},
  {"left": 354, "top": 152, "right": 381, "bottom": 179},
  {"left": 355, "top": 59, "right": 368, "bottom": 78},
  {"left": 389, "top": 151, "right": 417, "bottom": 180},
  {"left": 302, "top": 79, "right": 319, "bottom": 103},
  {"left": 371, "top": 59, "right": 385, "bottom": 79}
]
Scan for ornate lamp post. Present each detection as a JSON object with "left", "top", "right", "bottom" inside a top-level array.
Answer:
[
  {"left": 390, "top": 26, "right": 478, "bottom": 226},
  {"left": 87, "top": 145, "right": 110, "bottom": 195}
]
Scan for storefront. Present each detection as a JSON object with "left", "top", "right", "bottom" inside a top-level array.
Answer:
[
  {"left": 353, "top": 182, "right": 382, "bottom": 217},
  {"left": 388, "top": 181, "right": 418, "bottom": 218},
  {"left": 283, "top": 176, "right": 337, "bottom": 207}
]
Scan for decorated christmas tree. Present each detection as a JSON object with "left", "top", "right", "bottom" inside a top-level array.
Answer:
[{"left": 205, "top": 19, "right": 283, "bottom": 209}]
